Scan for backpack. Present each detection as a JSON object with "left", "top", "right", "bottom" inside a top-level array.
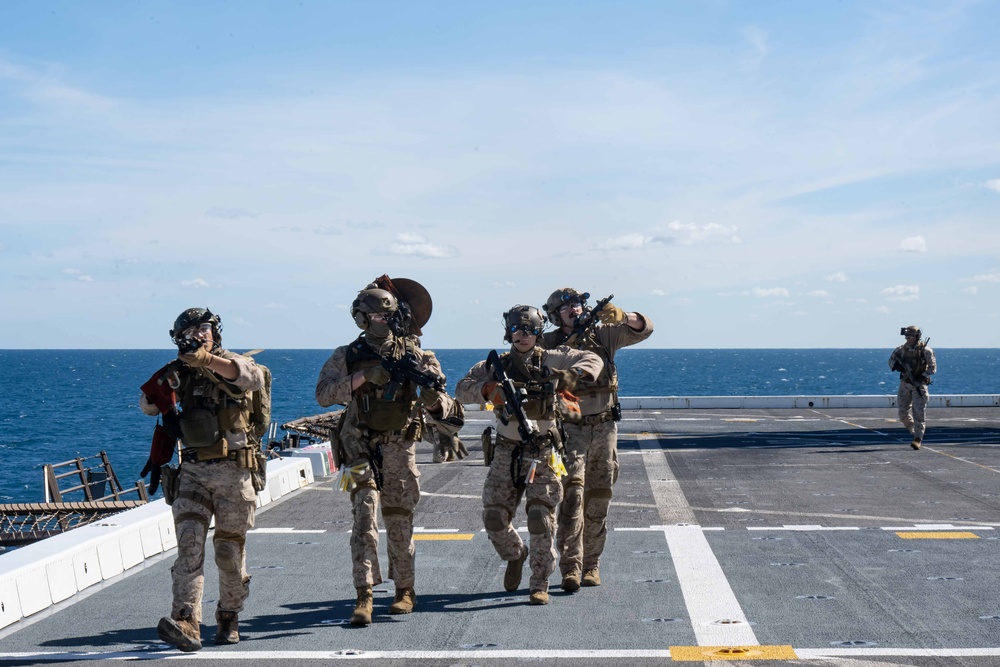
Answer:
[{"left": 241, "top": 351, "right": 272, "bottom": 447}]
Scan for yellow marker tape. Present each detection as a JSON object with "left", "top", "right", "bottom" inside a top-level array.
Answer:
[
  {"left": 670, "top": 645, "right": 797, "bottom": 661},
  {"left": 896, "top": 531, "right": 980, "bottom": 539},
  {"left": 413, "top": 533, "right": 475, "bottom": 541}
]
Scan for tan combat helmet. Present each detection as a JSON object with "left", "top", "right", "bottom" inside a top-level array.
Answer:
[
  {"left": 351, "top": 287, "right": 398, "bottom": 330},
  {"left": 542, "top": 288, "right": 590, "bottom": 326},
  {"left": 503, "top": 305, "right": 545, "bottom": 343},
  {"left": 900, "top": 325, "right": 921, "bottom": 339}
]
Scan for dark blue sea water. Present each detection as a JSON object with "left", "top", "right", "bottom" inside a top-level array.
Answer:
[{"left": 1, "top": 348, "right": 997, "bottom": 503}]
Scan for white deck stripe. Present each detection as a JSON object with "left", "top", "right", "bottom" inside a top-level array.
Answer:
[
  {"left": 663, "top": 525, "right": 758, "bottom": 646},
  {"left": 637, "top": 434, "right": 697, "bottom": 525},
  {"left": 6, "top": 647, "right": 1000, "bottom": 660}
]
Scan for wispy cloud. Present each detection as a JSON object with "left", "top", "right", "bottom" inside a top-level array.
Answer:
[
  {"left": 753, "top": 287, "right": 790, "bottom": 298},
  {"left": 181, "top": 278, "right": 211, "bottom": 288},
  {"left": 388, "top": 233, "right": 457, "bottom": 259},
  {"left": 825, "top": 272, "right": 848, "bottom": 282},
  {"left": 492, "top": 281, "right": 516, "bottom": 288},
  {"left": 898, "top": 236, "right": 927, "bottom": 253},
  {"left": 651, "top": 289, "right": 666, "bottom": 296},
  {"left": 807, "top": 290, "right": 831, "bottom": 298},
  {"left": 968, "top": 271, "right": 1000, "bottom": 282},
  {"left": 985, "top": 179, "right": 1000, "bottom": 193},
  {"left": 660, "top": 221, "right": 741, "bottom": 246},
  {"left": 881, "top": 284, "right": 920, "bottom": 301},
  {"left": 962, "top": 286, "right": 978, "bottom": 294},
  {"left": 205, "top": 207, "right": 257, "bottom": 219}
]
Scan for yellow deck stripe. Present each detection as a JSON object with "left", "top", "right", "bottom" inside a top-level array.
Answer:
[
  {"left": 669, "top": 645, "right": 797, "bottom": 661},
  {"left": 413, "top": 533, "right": 475, "bottom": 541},
  {"left": 896, "top": 531, "right": 980, "bottom": 539}
]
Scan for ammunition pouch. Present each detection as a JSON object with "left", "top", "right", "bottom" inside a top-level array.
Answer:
[
  {"left": 217, "top": 405, "right": 250, "bottom": 432},
  {"left": 160, "top": 464, "right": 180, "bottom": 506},
  {"left": 360, "top": 396, "right": 412, "bottom": 432},
  {"left": 481, "top": 426, "right": 494, "bottom": 466},
  {"left": 184, "top": 436, "right": 229, "bottom": 462},
  {"left": 179, "top": 408, "right": 221, "bottom": 448}
]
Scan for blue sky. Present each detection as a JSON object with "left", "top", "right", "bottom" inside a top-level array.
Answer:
[{"left": 1, "top": 1, "right": 998, "bottom": 349}]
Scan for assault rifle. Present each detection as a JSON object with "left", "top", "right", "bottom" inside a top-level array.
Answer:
[
  {"left": 892, "top": 337, "right": 932, "bottom": 387},
  {"left": 565, "top": 293, "right": 614, "bottom": 347},
  {"left": 381, "top": 350, "right": 446, "bottom": 401},
  {"left": 485, "top": 349, "right": 541, "bottom": 446}
]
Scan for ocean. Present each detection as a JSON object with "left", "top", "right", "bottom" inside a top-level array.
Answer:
[{"left": 1, "top": 348, "right": 997, "bottom": 504}]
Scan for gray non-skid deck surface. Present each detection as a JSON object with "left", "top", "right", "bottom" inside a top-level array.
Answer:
[{"left": 4, "top": 407, "right": 1000, "bottom": 666}]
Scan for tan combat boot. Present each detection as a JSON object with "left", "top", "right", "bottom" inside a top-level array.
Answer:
[
  {"left": 389, "top": 587, "right": 417, "bottom": 614},
  {"left": 214, "top": 610, "right": 239, "bottom": 645},
  {"left": 529, "top": 590, "right": 549, "bottom": 605},
  {"left": 504, "top": 545, "right": 528, "bottom": 592},
  {"left": 561, "top": 572, "right": 581, "bottom": 593},
  {"left": 350, "top": 587, "right": 373, "bottom": 626},
  {"left": 581, "top": 567, "right": 601, "bottom": 587},
  {"left": 911, "top": 437, "right": 922, "bottom": 450},
  {"left": 157, "top": 615, "right": 202, "bottom": 652}
]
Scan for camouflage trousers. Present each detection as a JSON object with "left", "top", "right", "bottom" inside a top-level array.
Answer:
[
  {"left": 348, "top": 438, "right": 420, "bottom": 589},
  {"left": 557, "top": 420, "right": 619, "bottom": 576},
  {"left": 898, "top": 381, "right": 930, "bottom": 440},
  {"left": 483, "top": 439, "right": 563, "bottom": 592},
  {"left": 170, "top": 459, "right": 256, "bottom": 626}
]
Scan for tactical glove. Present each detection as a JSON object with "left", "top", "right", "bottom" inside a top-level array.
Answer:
[
  {"left": 548, "top": 368, "right": 582, "bottom": 392},
  {"left": 596, "top": 302, "right": 627, "bottom": 325},
  {"left": 481, "top": 381, "right": 504, "bottom": 405},
  {"left": 420, "top": 386, "right": 442, "bottom": 406},
  {"left": 178, "top": 347, "right": 214, "bottom": 368},
  {"left": 363, "top": 365, "right": 392, "bottom": 386}
]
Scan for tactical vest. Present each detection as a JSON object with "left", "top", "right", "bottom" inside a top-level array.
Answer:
[
  {"left": 548, "top": 330, "right": 617, "bottom": 399},
  {"left": 346, "top": 335, "right": 418, "bottom": 431},
  {"left": 499, "top": 348, "right": 557, "bottom": 421},
  {"left": 899, "top": 345, "right": 929, "bottom": 377},
  {"left": 176, "top": 360, "right": 252, "bottom": 448}
]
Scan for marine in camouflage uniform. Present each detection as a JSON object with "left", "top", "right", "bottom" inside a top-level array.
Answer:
[
  {"left": 139, "top": 308, "right": 265, "bottom": 652},
  {"left": 888, "top": 325, "right": 937, "bottom": 450},
  {"left": 456, "top": 305, "right": 602, "bottom": 605},
  {"left": 316, "top": 278, "right": 461, "bottom": 626},
  {"left": 541, "top": 288, "right": 653, "bottom": 591}
]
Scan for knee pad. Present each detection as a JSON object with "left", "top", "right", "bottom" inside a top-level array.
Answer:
[
  {"left": 214, "top": 536, "right": 243, "bottom": 573},
  {"left": 560, "top": 482, "right": 584, "bottom": 518},
  {"left": 483, "top": 506, "right": 509, "bottom": 532},
  {"left": 526, "top": 502, "right": 550, "bottom": 535}
]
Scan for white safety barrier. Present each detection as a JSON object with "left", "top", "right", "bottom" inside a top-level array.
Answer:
[
  {"left": 281, "top": 442, "right": 335, "bottom": 478},
  {"left": 0, "top": 456, "right": 312, "bottom": 631},
  {"left": 617, "top": 394, "right": 1000, "bottom": 410}
]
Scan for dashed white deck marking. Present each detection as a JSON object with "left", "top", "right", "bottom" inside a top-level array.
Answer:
[{"left": 636, "top": 434, "right": 697, "bottom": 525}]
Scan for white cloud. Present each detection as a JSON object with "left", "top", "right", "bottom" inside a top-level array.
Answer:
[
  {"left": 205, "top": 207, "right": 257, "bottom": 219},
  {"left": 742, "top": 25, "right": 771, "bottom": 71},
  {"left": 661, "top": 221, "right": 741, "bottom": 246},
  {"left": 969, "top": 272, "right": 1000, "bottom": 283},
  {"left": 388, "top": 233, "right": 457, "bottom": 259},
  {"left": 263, "top": 303, "right": 287, "bottom": 309},
  {"left": 181, "top": 278, "right": 211, "bottom": 288},
  {"left": 962, "top": 286, "right": 978, "bottom": 294},
  {"left": 651, "top": 289, "right": 666, "bottom": 296},
  {"left": 753, "top": 287, "right": 790, "bottom": 298},
  {"left": 492, "top": 281, "right": 516, "bottom": 288},
  {"left": 898, "top": 236, "right": 927, "bottom": 253},
  {"left": 985, "top": 179, "right": 1000, "bottom": 193},
  {"left": 62, "top": 268, "right": 81, "bottom": 275},
  {"left": 881, "top": 284, "right": 920, "bottom": 301},
  {"left": 875, "top": 306, "right": 891, "bottom": 314},
  {"left": 77, "top": 275, "right": 94, "bottom": 282},
  {"left": 807, "top": 290, "right": 831, "bottom": 298},
  {"left": 594, "top": 233, "right": 651, "bottom": 250},
  {"left": 825, "top": 272, "right": 848, "bottom": 282}
]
